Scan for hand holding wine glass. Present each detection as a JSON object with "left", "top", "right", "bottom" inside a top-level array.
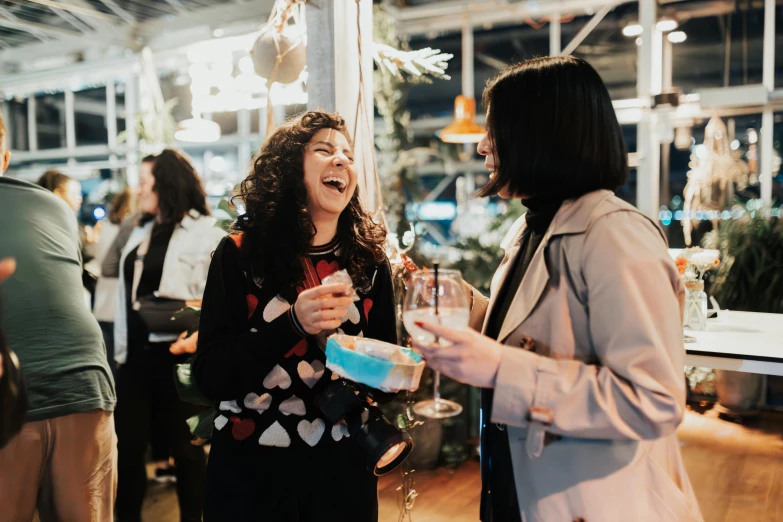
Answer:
[
  {"left": 402, "top": 264, "right": 470, "bottom": 419},
  {"left": 408, "top": 321, "right": 504, "bottom": 390}
]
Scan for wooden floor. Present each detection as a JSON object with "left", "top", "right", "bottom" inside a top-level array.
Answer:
[{"left": 139, "top": 407, "right": 783, "bottom": 522}]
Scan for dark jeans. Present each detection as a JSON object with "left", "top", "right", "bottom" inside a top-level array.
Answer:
[{"left": 115, "top": 342, "right": 205, "bottom": 522}]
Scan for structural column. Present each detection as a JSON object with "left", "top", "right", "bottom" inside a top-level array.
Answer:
[
  {"left": 635, "top": 0, "right": 661, "bottom": 219},
  {"left": 124, "top": 73, "right": 139, "bottom": 188},
  {"left": 549, "top": 15, "right": 561, "bottom": 56},
  {"left": 306, "top": 0, "right": 376, "bottom": 212},
  {"left": 760, "top": 0, "right": 775, "bottom": 207}
]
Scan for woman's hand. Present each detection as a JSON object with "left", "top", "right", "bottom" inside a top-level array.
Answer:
[
  {"left": 294, "top": 284, "right": 353, "bottom": 335},
  {"left": 185, "top": 299, "right": 202, "bottom": 308},
  {"left": 170, "top": 330, "right": 199, "bottom": 355},
  {"left": 410, "top": 321, "right": 504, "bottom": 389}
]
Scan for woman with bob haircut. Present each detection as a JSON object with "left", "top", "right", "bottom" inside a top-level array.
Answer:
[
  {"left": 194, "top": 111, "right": 397, "bottom": 521},
  {"left": 411, "top": 56, "right": 704, "bottom": 522}
]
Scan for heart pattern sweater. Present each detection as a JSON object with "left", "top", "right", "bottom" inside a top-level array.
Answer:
[{"left": 194, "top": 234, "right": 397, "bottom": 450}]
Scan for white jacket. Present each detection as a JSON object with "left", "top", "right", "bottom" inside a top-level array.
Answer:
[{"left": 113, "top": 211, "right": 226, "bottom": 364}]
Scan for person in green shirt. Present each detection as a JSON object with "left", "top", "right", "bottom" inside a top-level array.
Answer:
[{"left": 0, "top": 110, "right": 117, "bottom": 522}]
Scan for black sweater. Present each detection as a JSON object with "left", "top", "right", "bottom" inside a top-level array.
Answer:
[{"left": 194, "top": 234, "right": 397, "bottom": 449}]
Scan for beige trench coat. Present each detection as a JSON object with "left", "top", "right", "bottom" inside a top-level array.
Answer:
[{"left": 469, "top": 190, "right": 704, "bottom": 522}]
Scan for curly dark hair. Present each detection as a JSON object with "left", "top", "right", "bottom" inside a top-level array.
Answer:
[
  {"left": 142, "top": 149, "right": 210, "bottom": 225},
  {"left": 234, "top": 110, "right": 387, "bottom": 298}
]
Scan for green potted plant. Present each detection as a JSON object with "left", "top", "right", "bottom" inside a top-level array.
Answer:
[{"left": 703, "top": 210, "right": 783, "bottom": 419}]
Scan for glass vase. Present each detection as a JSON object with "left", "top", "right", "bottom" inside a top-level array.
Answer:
[{"left": 683, "top": 280, "right": 708, "bottom": 330}]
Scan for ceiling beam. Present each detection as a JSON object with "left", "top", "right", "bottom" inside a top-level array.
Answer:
[
  {"left": 49, "top": 6, "right": 95, "bottom": 33},
  {"left": 561, "top": 4, "right": 613, "bottom": 56},
  {"left": 25, "top": 0, "right": 117, "bottom": 22},
  {"left": 95, "top": 0, "right": 136, "bottom": 25},
  {"left": 0, "top": 6, "right": 49, "bottom": 41},
  {"left": 391, "top": 0, "right": 634, "bottom": 36},
  {"left": 162, "top": 0, "right": 189, "bottom": 14},
  {"left": 0, "top": 15, "right": 84, "bottom": 39},
  {"left": 0, "top": 1, "right": 274, "bottom": 70}
]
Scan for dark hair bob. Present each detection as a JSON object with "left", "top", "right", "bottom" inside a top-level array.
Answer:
[{"left": 477, "top": 56, "right": 628, "bottom": 200}]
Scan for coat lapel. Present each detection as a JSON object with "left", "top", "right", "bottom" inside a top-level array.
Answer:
[
  {"left": 491, "top": 190, "right": 615, "bottom": 343},
  {"left": 495, "top": 227, "right": 553, "bottom": 343},
  {"left": 481, "top": 215, "right": 527, "bottom": 333}
]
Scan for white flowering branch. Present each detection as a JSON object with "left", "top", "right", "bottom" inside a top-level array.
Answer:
[{"left": 373, "top": 42, "right": 453, "bottom": 82}]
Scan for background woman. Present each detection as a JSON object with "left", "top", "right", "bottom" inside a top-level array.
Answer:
[
  {"left": 194, "top": 111, "right": 397, "bottom": 521},
  {"left": 412, "top": 56, "right": 703, "bottom": 522},
  {"left": 91, "top": 188, "right": 133, "bottom": 379},
  {"left": 107, "top": 149, "right": 225, "bottom": 522}
]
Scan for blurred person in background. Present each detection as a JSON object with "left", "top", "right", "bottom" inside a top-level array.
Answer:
[
  {"left": 37, "top": 169, "right": 84, "bottom": 212},
  {"left": 96, "top": 185, "right": 177, "bottom": 484},
  {"left": 102, "top": 149, "right": 224, "bottom": 522},
  {"left": 37, "top": 169, "right": 98, "bottom": 306},
  {"left": 91, "top": 188, "right": 134, "bottom": 380},
  {"left": 0, "top": 110, "right": 117, "bottom": 522}
]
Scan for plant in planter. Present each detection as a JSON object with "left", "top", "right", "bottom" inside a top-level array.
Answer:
[{"left": 702, "top": 210, "right": 783, "bottom": 419}]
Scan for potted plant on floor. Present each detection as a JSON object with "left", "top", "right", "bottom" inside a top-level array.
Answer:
[{"left": 703, "top": 209, "right": 783, "bottom": 420}]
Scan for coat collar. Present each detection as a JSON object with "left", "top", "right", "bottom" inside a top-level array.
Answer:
[{"left": 486, "top": 190, "right": 616, "bottom": 342}]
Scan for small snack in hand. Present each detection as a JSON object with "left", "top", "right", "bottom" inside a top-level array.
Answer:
[
  {"left": 354, "top": 338, "right": 415, "bottom": 365},
  {"left": 322, "top": 269, "right": 360, "bottom": 301}
]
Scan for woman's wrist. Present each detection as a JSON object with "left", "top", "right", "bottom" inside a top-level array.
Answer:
[{"left": 289, "top": 305, "right": 309, "bottom": 337}]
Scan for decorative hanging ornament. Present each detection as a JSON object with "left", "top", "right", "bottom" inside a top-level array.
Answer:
[
  {"left": 682, "top": 114, "right": 750, "bottom": 245},
  {"left": 250, "top": 30, "right": 306, "bottom": 86},
  {"left": 250, "top": 0, "right": 307, "bottom": 134}
]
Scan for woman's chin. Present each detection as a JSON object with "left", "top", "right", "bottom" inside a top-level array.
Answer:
[{"left": 312, "top": 202, "right": 349, "bottom": 219}]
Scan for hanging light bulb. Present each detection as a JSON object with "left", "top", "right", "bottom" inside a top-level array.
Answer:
[
  {"left": 668, "top": 31, "right": 687, "bottom": 43},
  {"left": 175, "top": 113, "right": 221, "bottom": 143},
  {"left": 623, "top": 23, "right": 643, "bottom": 37},
  {"left": 656, "top": 18, "right": 678, "bottom": 32},
  {"left": 438, "top": 95, "right": 486, "bottom": 144}
]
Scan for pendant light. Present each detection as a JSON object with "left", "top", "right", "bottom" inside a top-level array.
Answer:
[{"left": 439, "top": 21, "right": 485, "bottom": 144}]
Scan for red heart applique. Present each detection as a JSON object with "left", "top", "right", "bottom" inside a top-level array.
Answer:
[
  {"left": 230, "top": 417, "right": 255, "bottom": 441},
  {"left": 363, "top": 299, "right": 373, "bottom": 320},
  {"left": 285, "top": 338, "right": 308, "bottom": 358},
  {"left": 316, "top": 260, "right": 341, "bottom": 281},
  {"left": 246, "top": 294, "right": 259, "bottom": 319}
]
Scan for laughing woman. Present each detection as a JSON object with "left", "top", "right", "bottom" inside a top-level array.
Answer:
[
  {"left": 411, "top": 57, "right": 704, "bottom": 522},
  {"left": 194, "top": 111, "right": 397, "bottom": 522}
]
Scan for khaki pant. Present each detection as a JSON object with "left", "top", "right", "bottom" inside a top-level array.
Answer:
[{"left": 0, "top": 410, "right": 117, "bottom": 522}]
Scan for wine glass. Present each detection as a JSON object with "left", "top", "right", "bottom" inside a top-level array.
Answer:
[{"left": 403, "top": 265, "right": 470, "bottom": 419}]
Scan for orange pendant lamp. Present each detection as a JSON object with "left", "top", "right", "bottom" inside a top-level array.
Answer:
[
  {"left": 438, "top": 22, "right": 484, "bottom": 144},
  {"left": 439, "top": 95, "right": 485, "bottom": 143}
]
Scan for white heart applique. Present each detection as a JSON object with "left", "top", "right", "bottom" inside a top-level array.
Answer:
[
  {"left": 263, "top": 365, "right": 292, "bottom": 390},
  {"left": 258, "top": 421, "right": 291, "bottom": 447},
  {"left": 214, "top": 415, "right": 229, "bottom": 431},
  {"left": 331, "top": 422, "right": 350, "bottom": 441},
  {"left": 263, "top": 295, "right": 290, "bottom": 323},
  {"left": 219, "top": 400, "right": 241, "bottom": 414},
  {"left": 298, "top": 360, "right": 325, "bottom": 388},
  {"left": 344, "top": 303, "right": 360, "bottom": 324},
  {"left": 298, "top": 418, "right": 325, "bottom": 447},
  {"left": 279, "top": 395, "right": 306, "bottom": 416},
  {"left": 244, "top": 392, "right": 272, "bottom": 413}
]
